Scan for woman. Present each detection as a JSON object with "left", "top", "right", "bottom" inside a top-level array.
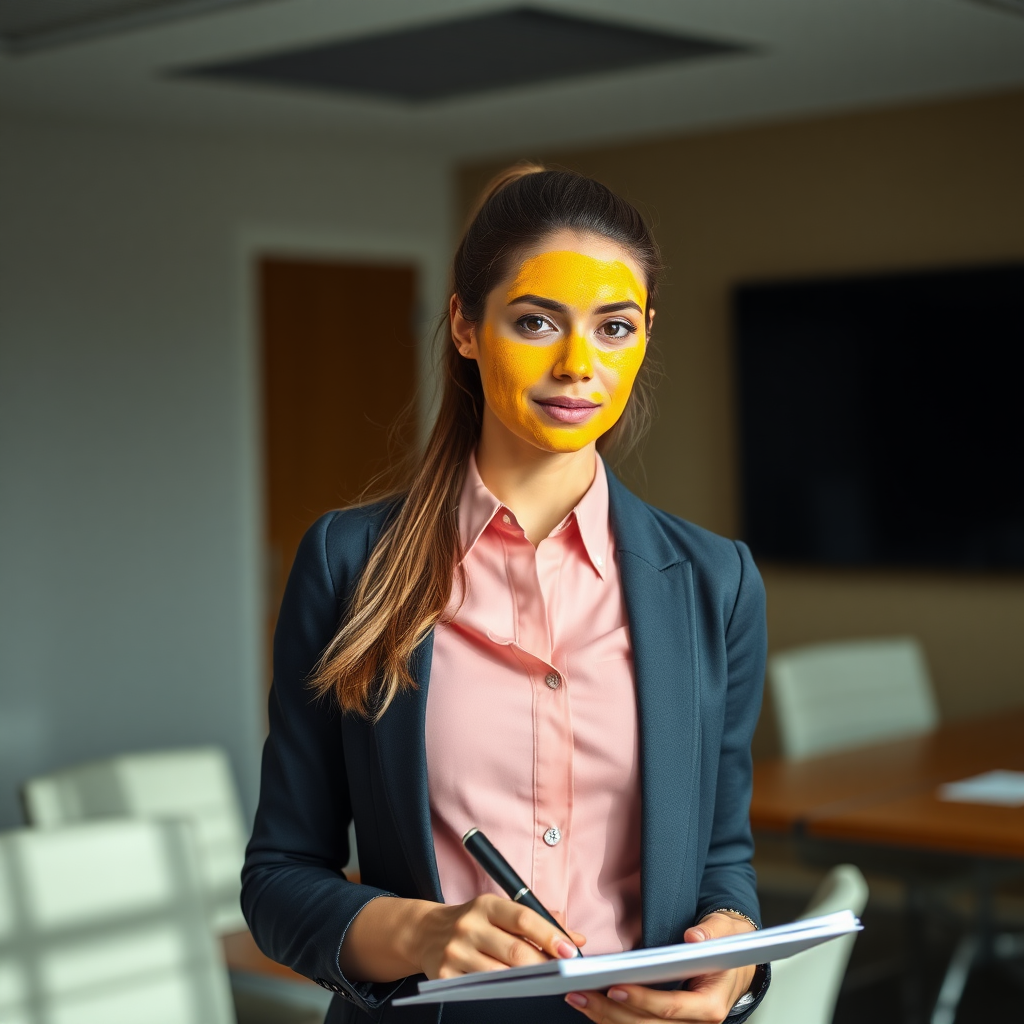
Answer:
[{"left": 242, "top": 166, "right": 770, "bottom": 1024}]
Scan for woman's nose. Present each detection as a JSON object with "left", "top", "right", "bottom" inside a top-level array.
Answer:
[{"left": 552, "top": 331, "right": 593, "bottom": 381}]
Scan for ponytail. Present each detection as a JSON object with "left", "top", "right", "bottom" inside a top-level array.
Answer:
[{"left": 309, "top": 165, "right": 661, "bottom": 719}]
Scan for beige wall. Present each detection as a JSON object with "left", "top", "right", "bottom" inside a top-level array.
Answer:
[{"left": 458, "top": 89, "right": 1024, "bottom": 756}]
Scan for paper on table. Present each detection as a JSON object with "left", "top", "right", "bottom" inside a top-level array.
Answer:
[
  {"left": 393, "top": 910, "right": 862, "bottom": 1006},
  {"left": 937, "top": 770, "right": 1024, "bottom": 807}
]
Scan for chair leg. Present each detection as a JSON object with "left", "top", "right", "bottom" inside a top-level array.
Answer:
[{"left": 930, "top": 932, "right": 978, "bottom": 1024}]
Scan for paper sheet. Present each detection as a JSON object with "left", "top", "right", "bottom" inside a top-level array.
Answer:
[
  {"left": 937, "top": 770, "right": 1024, "bottom": 807},
  {"left": 393, "top": 910, "right": 862, "bottom": 1005}
]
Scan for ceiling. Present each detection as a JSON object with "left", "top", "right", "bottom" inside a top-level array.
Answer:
[
  {"left": 1, "top": 0, "right": 1023, "bottom": 159},
  {"left": 180, "top": 8, "right": 747, "bottom": 104}
]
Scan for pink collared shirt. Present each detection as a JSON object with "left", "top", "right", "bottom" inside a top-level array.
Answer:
[{"left": 425, "top": 453, "right": 642, "bottom": 954}]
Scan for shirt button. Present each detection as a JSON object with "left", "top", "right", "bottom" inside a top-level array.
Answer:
[
  {"left": 545, "top": 672, "right": 561, "bottom": 689},
  {"left": 543, "top": 826, "right": 562, "bottom": 847},
  {"left": 502, "top": 514, "right": 511, "bottom": 525}
]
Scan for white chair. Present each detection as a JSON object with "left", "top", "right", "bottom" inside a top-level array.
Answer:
[
  {"left": 0, "top": 818, "right": 235, "bottom": 1024},
  {"left": 22, "top": 747, "right": 248, "bottom": 935},
  {"left": 747, "top": 865, "right": 869, "bottom": 1024},
  {"left": 769, "top": 637, "right": 939, "bottom": 760},
  {"left": 22, "top": 749, "right": 333, "bottom": 1024}
]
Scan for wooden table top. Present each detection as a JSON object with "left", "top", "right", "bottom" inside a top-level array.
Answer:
[
  {"left": 750, "top": 707, "right": 1024, "bottom": 859},
  {"left": 222, "top": 928, "right": 320, "bottom": 986},
  {"left": 806, "top": 787, "right": 1024, "bottom": 859},
  {"left": 222, "top": 871, "right": 363, "bottom": 986}
]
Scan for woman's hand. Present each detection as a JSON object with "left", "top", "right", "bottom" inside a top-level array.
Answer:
[
  {"left": 564, "top": 912, "right": 757, "bottom": 1023},
  {"left": 338, "top": 894, "right": 585, "bottom": 983},
  {"left": 415, "top": 894, "right": 586, "bottom": 979}
]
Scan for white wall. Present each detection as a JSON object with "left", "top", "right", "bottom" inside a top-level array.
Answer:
[{"left": 0, "top": 112, "right": 452, "bottom": 829}]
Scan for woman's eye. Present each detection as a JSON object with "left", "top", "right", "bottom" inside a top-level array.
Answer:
[
  {"left": 517, "top": 315, "right": 553, "bottom": 333},
  {"left": 600, "top": 320, "right": 636, "bottom": 340}
]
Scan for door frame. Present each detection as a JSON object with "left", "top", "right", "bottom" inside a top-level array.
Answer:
[{"left": 233, "top": 224, "right": 449, "bottom": 700}]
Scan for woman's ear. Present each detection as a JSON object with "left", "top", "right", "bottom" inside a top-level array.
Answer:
[
  {"left": 450, "top": 293, "right": 479, "bottom": 360},
  {"left": 646, "top": 307, "right": 656, "bottom": 338}
]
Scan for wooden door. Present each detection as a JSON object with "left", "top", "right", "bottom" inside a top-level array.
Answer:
[{"left": 260, "top": 257, "right": 418, "bottom": 679}]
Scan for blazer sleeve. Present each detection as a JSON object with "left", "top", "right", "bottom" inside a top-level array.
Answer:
[
  {"left": 694, "top": 539, "right": 767, "bottom": 926},
  {"left": 694, "top": 539, "right": 770, "bottom": 1021},
  {"left": 240, "top": 510, "right": 404, "bottom": 1017}
]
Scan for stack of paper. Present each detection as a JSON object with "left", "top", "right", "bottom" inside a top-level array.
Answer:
[
  {"left": 394, "top": 910, "right": 862, "bottom": 1005},
  {"left": 937, "top": 770, "right": 1024, "bottom": 807}
]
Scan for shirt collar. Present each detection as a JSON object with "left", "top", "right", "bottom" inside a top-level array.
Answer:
[
  {"left": 458, "top": 451, "right": 503, "bottom": 556},
  {"left": 571, "top": 454, "right": 611, "bottom": 579},
  {"left": 457, "top": 451, "right": 611, "bottom": 580}
]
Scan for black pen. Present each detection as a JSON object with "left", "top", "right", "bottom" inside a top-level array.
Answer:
[{"left": 462, "top": 827, "right": 583, "bottom": 957}]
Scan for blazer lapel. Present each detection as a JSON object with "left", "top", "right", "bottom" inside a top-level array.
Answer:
[
  {"left": 372, "top": 632, "right": 444, "bottom": 903},
  {"left": 367, "top": 477, "right": 702, "bottom": 935},
  {"left": 608, "top": 473, "right": 702, "bottom": 948}
]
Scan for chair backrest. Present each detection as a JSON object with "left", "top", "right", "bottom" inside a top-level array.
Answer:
[
  {"left": 769, "top": 637, "right": 939, "bottom": 760},
  {"left": 747, "top": 864, "right": 869, "bottom": 1024},
  {"left": 22, "top": 747, "right": 248, "bottom": 934},
  {"left": 0, "top": 818, "right": 236, "bottom": 1024}
]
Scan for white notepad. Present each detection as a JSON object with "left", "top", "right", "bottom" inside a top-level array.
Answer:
[{"left": 393, "top": 910, "right": 862, "bottom": 1005}]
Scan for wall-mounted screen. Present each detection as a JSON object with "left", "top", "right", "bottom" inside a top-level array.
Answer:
[{"left": 733, "top": 264, "right": 1024, "bottom": 570}]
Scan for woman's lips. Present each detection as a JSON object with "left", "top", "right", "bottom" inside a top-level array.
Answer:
[{"left": 534, "top": 396, "right": 601, "bottom": 424}]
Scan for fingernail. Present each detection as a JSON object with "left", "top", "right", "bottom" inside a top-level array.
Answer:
[
  {"left": 690, "top": 928, "right": 707, "bottom": 941},
  {"left": 556, "top": 940, "right": 577, "bottom": 959},
  {"left": 608, "top": 988, "right": 628, "bottom": 1002},
  {"left": 565, "top": 993, "right": 588, "bottom": 1008}
]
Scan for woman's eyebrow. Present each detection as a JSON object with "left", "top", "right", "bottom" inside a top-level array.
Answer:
[
  {"left": 595, "top": 300, "right": 644, "bottom": 315},
  {"left": 507, "top": 295, "right": 644, "bottom": 316},
  {"left": 507, "top": 294, "right": 566, "bottom": 313}
]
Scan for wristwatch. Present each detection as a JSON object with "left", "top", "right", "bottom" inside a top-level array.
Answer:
[
  {"left": 728, "top": 990, "right": 756, "bottom": 1016},
  {"left": 700, "top": 907, "right": 767, "bottom": 1018},
  {"left": 726, "top": 962, "right": 770, "bottom": 1017}
]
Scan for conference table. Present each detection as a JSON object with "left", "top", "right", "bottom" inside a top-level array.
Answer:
[
  {"left": 751, "top": 707, "right": 1024, "bottom": 857},
  {"left": 222, "top": 928, "right": 314, "bottom": 984},
  {"left": 750, "top": 707, "right": 1024, "bottom": 1023}
]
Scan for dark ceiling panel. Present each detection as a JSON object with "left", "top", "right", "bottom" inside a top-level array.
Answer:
[{"left": 179, "top": 6, "right": 750, "bottom": 104}]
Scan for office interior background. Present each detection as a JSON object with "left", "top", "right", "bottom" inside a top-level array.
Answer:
[{"left": 1, "top": 2, "right": 1023, "bottom": 1023}]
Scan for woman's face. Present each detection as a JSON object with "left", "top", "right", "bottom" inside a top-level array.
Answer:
[{"left": 455, "top": 231, "right": 650, "bottom": 454}]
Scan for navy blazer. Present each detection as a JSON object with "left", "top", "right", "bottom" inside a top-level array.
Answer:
[{"left": 242, "top": 471, "right": 769, "bottom": 1024}]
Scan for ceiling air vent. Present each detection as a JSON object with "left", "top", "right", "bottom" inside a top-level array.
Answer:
[{"left": 179, "top": 6, "right": 749, "bottom": 104}]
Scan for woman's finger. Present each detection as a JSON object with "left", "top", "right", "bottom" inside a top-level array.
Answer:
[
  {"left": 436, "top": 946, "right": 509, "bottom": 979},
  {"left": 564, "top": 990, "right": 649, "bottom": 1023},
  {"left": 564, "top": 978, "right": 737, "bottom": 1023},
  {"left": 472, "top": 918, "right": 553, "bottom": 969},
  {"left": 485, "top": 898, "right": 583, "bottom": 961},
  {"left": 606, "top": 981, "right": 734, "bottom": 1022}
]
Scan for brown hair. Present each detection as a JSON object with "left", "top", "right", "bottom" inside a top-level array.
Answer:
[{"left": 310, "top": 164, "right": 663, "bottom": 719}]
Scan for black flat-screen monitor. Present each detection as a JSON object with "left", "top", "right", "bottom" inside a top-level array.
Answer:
[{"left": 733, "top": 263, "right": 1024, "bottom": 570}]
